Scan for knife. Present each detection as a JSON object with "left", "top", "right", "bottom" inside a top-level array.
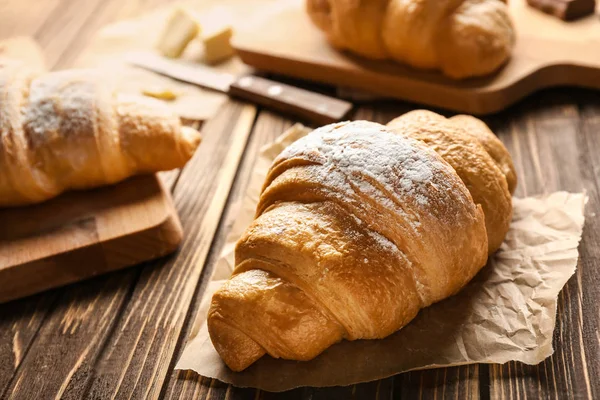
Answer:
[{"left": 125, "top": 52, "right": 353, "bottom": 125}]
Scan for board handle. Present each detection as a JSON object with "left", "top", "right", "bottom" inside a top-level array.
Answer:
[{"left": 229, "top": 75, "right": 353, "bottom": 125}]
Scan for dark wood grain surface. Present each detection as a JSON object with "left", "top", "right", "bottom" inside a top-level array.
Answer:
[{"left": 0, "top": 1, "right": 598, "bottom": 399}]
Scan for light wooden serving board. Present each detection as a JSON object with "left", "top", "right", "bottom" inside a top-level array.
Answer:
[
  {"left": 234, "top": 1, "right": 600, "bottom": 114},
  {"left": 0, "top": 175, "right": 183, "bottom": 303}
]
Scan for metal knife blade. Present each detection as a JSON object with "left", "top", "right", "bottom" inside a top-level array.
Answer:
[{"left": 126, "top": 51, "right": 236, "bottom": 92}]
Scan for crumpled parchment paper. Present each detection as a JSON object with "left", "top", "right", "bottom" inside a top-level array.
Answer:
[{"left": 175, "top": 124, "right": 587, "bottom": 392}]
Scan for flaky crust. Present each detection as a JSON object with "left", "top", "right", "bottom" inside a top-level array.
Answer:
[
  {"left": 0, "top": 64, "right": 201, "bottom": 207},
  {"left": 306, "top": 0, "right": 516, "bottom": 79},
  {"left": 208, "top": 116, "right": 515, "bottom": 371},
  {"left": 387, "top": 110, "right": 515, "bottom": 252}
]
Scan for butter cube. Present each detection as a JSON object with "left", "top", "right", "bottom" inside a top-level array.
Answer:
[
  {"left": 156, "top": 7, "right": 201, "bottom": 58},
  {"left": 202, "top": 23, "right": 234, "bottom": 64}
]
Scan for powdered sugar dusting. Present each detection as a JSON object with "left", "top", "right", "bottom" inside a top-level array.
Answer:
[
  {"left": 277, "top": 121, "right": 448, "bottom": 214},
  {"left": 24, "top": 98, "right": 60, "bottom": 137},
  {"left": 24, "top": 70, "right": 98, "bottom": 147},
  {"left": 271, "top": 121, "right": 475, "bottom": 251}
]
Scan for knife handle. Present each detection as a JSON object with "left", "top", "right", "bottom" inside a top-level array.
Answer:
[{"left": 229, "top": 75, "right": 353, "bottom": 125}]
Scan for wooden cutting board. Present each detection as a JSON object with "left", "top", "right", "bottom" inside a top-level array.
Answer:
[
  {"left": 233, "top": 1, "right": 600, "bottom": 114},
  {"left": 0, "top": 175, "right": 183, "bottom": 303}
]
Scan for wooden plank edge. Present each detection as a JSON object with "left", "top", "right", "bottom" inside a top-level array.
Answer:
[{"left": 148, "top": 103, "right": 258, "bottom": 399}]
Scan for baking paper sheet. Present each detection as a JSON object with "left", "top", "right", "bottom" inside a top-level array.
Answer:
[{"left": 176, "top": 124, "right": 587, "bottom": 392}]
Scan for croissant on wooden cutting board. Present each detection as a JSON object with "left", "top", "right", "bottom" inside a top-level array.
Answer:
[
  {"left": 0, "top": 61, "right": 201, "bottom": 207},
  {"left": 207, "top": 110, "right": 516, "bottom": 371},
  {"left": 306, "top": 0, "right": 516, "bottom": 79}
]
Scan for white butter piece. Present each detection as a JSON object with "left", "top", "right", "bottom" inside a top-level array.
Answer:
[
  {"left": 156, "top": 7, "right": 201, "bottom": 58},
  {"left": 200, "top": 10, "right": 234, "bottom": 64}
]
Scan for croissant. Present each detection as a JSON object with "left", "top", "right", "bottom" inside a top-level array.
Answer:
[
  {"left": 306, "top": 0, "right": 516, "bottom": 79},
  {"left": 207, "top": 111, "right": 516, "bottom": 371},
  {"left": 0, "top": 64, "right": 201, "bottom": 207}
]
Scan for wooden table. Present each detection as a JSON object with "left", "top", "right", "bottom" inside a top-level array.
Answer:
[{"left": 1, "top": 1, "right": 598, "bottom": 399}]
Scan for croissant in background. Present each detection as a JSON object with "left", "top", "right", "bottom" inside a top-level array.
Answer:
[
  {"left": 207, "top": 111, "right": 516, "bottom": 371},
  {"left": 306, "top": 0, "right": 516, "bottom": 79},
  {"left": 0, "top": 62, "right": 201, "bottom": 207}
]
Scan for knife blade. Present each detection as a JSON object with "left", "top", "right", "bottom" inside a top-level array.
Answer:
[{"left": 125, "top": 52, "right": 353, "bottom": 125}]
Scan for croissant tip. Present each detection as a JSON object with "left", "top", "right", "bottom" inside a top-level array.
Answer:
[
  {"left": 180, "top": 126, "right": 202, "bottom": 157},
  {"left": 207, "top": 315, "right": 266, "bottom": 372}
]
